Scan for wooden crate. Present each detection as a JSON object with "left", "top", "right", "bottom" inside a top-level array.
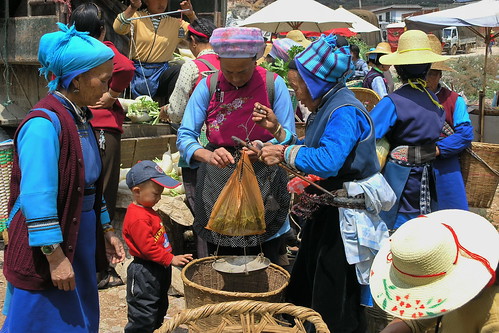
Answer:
[{"left": 120, "top": 134, "right": 177, "bottom": 168}]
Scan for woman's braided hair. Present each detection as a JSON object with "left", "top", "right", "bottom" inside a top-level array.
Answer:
[{"left": 187, "top": 17, "right": 217, "bottom": 44}]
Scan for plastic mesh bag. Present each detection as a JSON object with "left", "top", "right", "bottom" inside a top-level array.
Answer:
[{"left": 206, "top": 151, "right": 266, "bottom": 236}]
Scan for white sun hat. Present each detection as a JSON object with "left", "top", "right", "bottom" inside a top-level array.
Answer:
[{"left": 370, "top": 209, "right": 499, "bottom": 320}]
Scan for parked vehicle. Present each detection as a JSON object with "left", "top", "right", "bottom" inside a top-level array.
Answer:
[{"left": 442, "top": 26, "right": 476, "bottom": 55}]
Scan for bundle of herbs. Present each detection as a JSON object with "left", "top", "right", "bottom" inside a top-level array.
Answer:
[
  {"left": 127, "top": 96, "right": 160, "bottom": 124},
  {"left": 260, "top": 45, "right": 305, "bottom": 86}
]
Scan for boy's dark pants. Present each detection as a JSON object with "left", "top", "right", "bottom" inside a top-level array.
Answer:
[{"left": 125, "top": 257, "right": 172, "bottom": 333}]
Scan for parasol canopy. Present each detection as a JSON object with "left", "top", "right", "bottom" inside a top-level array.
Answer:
[
  {"left": 333, "top": 6, "right": 380, "bottom": 33},
  {"left": 238, "top": 0, "right": 352, "bottom": 33},
  {"left": 405, "top": 0, "right": 499, "bottom": 30},
  {"left": 406, "top": 0, "right": 499, "bottom": 142}
]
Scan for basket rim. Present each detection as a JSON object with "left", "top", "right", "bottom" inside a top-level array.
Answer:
[{"left": 181, "top": 256, "right": 290, "bottom": 298}]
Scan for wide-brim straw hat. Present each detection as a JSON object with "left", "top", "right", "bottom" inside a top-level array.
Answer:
[
  {"left": 370, "top": 209, "right": 499, "bottom": 320},
  {"left": 286, "top": 30, "right": 312, "bottom": 48},
  {"left": 380, "top": 30, "right": 448, "bottom": 66},
  {"left": 366, "top": 42, "right": 392, "bottom": 56},
  {"left": 427, "top": 34, "right": 456, "bottom": 72}
]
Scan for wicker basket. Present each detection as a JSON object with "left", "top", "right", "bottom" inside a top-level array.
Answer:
[
  {"left": 0, "top": 141, "right": 14, "bottom": 234},
  {"left": 156, "top": 300, "right": 330, "bottom": 333},
  {"left": 181, "top": 256, "right": 290, "bottom": 328},
  {"left": 348, "top": 87, "right": 381, "bottom": 112},
  {"left": 460, "top": 142, "right": 499, "bottom": 208}
]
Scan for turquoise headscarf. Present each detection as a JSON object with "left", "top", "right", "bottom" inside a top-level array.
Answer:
[{"left": 38, "top": 23, "right": 114, "bottom": 92}]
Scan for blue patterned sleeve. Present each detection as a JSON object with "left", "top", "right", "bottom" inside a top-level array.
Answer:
[
  {"left": 18, "top": 117, "right": 63, "bottom": 247},
  {"left": 369, "top": 97, "right": 398, "bottom": 140},
  {"left": 294, "top": 106, "right": 370, "bottom": 178},
  {"left": 269, "top": 75, "right": 297, "bottom": 145},
  {"left": 100, "top": 196, "right": 111, "bottom": 225}
]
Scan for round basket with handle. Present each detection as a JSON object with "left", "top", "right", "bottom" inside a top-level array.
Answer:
[
  {"left": 0, "top": 140, "right": 14, "bottom": 238},
  {"left": 181, "top": 256, "right": 290, "bottom": 329},
  {"left": 155, "top": 300, "right": 330, "bottom": 333},
  {"left": 348, "top": 87, "right": 381, "bottom": 112},
  {"left": 460, "top": 142, "right": 499, "bottom": 208}
]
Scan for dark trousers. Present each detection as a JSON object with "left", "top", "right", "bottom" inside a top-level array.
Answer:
[
  {"left": 94, "top": 129, "right": 121, "bottom": 220},
  {"left": 125, "top": 258, "right": 172, "bottom": 333},
  {"left": 286, "top": 206, "right": 366, "bottom": 333},
  {"left": 157, "top": 64, "right": 182, "bottom": 102}
]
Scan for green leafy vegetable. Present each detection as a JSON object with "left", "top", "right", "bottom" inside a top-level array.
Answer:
[
  {"left": 260, "top": 45, "right": 305, "bottom": 87},
  {"left": 127, "top": 97, "right": 160, "bottom": 124}
]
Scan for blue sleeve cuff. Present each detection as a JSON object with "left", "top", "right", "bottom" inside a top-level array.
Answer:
[{"left": 268, "top": 128, "right": 296, "bottom": 145}]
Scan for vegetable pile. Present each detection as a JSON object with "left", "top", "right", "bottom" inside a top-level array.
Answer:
[
  {"left": 260, "top": 45, "right": 305, "bottom": 87},
  {"left": 126, "top": 96, "right": 160, "bottom": 124},
  {"left": 119, "top": 150, "right": 186, "bottom": 197}
]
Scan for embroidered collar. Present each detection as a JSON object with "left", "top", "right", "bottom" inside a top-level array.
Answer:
[{"left": 53, "top": 91, "right": 93, "bottom": 124}]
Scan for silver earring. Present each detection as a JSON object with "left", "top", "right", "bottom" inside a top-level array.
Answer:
[{"left": 73, "top": 88, "right": 80, "bottom": 93}]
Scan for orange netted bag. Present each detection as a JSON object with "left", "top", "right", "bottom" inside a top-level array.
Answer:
[{"left": 206, "top": 151, "right": 266, "bottom": 236}]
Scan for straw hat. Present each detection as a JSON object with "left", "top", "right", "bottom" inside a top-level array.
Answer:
[
  {"left": 370, "top": 209, "right": 499, "bottom": 320},
  {"left": 366, "top": 42, "right": 392, "bottom": 56},
  {"left": 428, "top": 34, "right": 456, "bottom": 72},
  {"left": 380, "top": 30, "right": 448, "bottom": 66},
  {"left": 286, "top": 30, "right": 312, "bottom": 47}
]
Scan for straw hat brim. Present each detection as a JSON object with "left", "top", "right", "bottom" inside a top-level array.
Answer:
[
  {"left": 380, "top": 50, "right": 448, "bottom": 66},
  {"left": 431, "top": 60, "right": 456, "bottom": 72},
  {"left": 370, "top": 209, "right": 499, "bottom": 320},
  {"left": 366, "top": 49, "right": 391, "bottom": 56}
]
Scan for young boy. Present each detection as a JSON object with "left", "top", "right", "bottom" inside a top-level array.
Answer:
[{"left": 123, "top": 160, "right": 193, "bottom": 332}]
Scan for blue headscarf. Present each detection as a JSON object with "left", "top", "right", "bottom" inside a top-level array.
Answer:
[
  {"left": 294, "top": 34, "right": 354, "bottom": 100},
  {"left": 38, "top": 23, "right": 114, "bottom": 92}
]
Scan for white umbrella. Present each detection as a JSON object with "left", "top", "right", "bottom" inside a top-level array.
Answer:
[
  {"left": 406, "top": 0, "right": 499, "bottom": 29},
  {"left": 238, "top": 0, "right": 352, "bottom": 33},
  {"left": 406, "top": 0, "right": 499, "bottom": 141},
  {"left": 334, "top": 6, "right": 380, "bottom": 33}
]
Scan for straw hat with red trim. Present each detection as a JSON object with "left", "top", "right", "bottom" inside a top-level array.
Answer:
[
  {"left": 428, "top": 34, "right": 456, "bottom": 72},
  {"left": 370, "top": 209, "right": 499, "bottom": 320},
  {"left": 380, "top": 30, "right": 448, "bottom": 65}
]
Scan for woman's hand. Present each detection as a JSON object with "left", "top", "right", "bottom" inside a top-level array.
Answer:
[
  {"left": 180, "top": 0, "right": 196, "bottom": 20},
  {"left": 159, "top": 105, "right": 171, "bottom": 122},
  {"left": 252, "top": 102, "right": 279, "bottom": 132},
  {"left": 260, "top": 144, "right": 285, "bottom": 166},
  {"left": 104, "top": 232, "right": 126, "bottom": 265},
  {"left": 130, "top": 0, "right": 141, "bottom": 10},
  {"left": 46, "top": 247, "right": 76, "bottom": 291},
  {"left": 89, "top": 92, "right": 116, "bottom": 109},
  {"left": 243, "top": 140, "right": 264, "bottom": 163},
  {"left": 208, "top": 147, "right": 235, "bottom": 168}
]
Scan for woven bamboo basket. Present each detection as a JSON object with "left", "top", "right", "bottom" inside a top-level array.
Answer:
[
  {"left": 349, "top": 87, "right": 381, "bottom": 112},
  {"left": 460, "top": 142, "right": 499, "bottom": 208},
  {"left": 156, "top": 300, "right": 330, "bottom": 333},
  {"left": 0, "top": 141, "right": 14, "bottom": 238},
  {"left": 181, "top": 256, "right": 290, "bottom": 329}
]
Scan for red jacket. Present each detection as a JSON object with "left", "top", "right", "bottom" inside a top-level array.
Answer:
[
  {"left": 90, "top": 41, "right": 135, "bottom": 133},
  {"left": 123, "top": 203, "right": 174, "bottom": 266}
]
